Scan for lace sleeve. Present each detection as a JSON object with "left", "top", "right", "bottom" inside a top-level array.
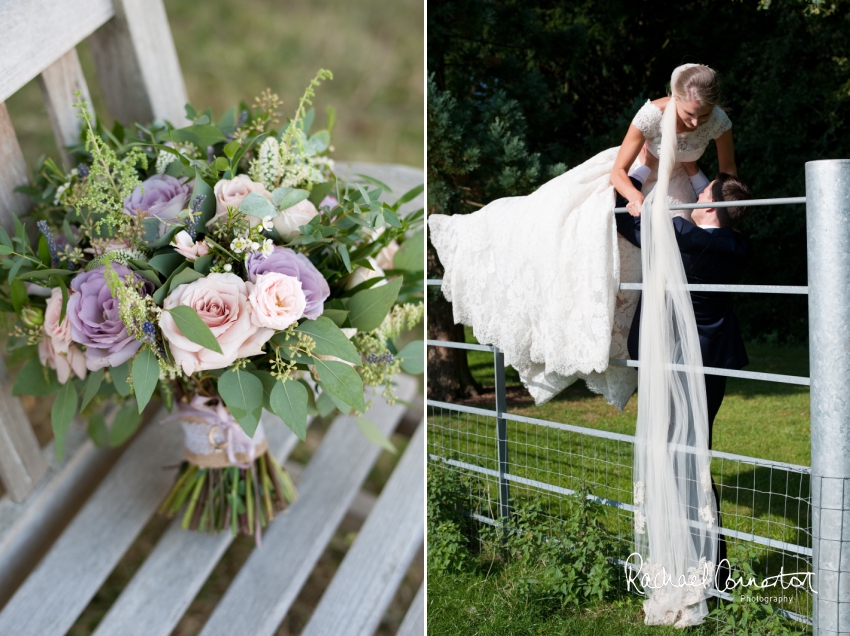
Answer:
[
  {"left": 632, "top": 100, "right": 662, "bottom": 138},
  {"left": 711, "top": 107, "right": 732, "bottom": 139}
]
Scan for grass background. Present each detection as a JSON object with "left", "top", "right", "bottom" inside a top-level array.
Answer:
[{"left": 3, "top": 0, "right": 424, "bottom": 634}]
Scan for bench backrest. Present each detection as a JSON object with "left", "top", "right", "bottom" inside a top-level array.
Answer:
[{"left": 0, "top": 0, "right": 188, "bottom": 502}]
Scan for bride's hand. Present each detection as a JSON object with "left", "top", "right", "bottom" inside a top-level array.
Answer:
[{"left": 626, "top": 195, "right": 644, "bottom": 217}]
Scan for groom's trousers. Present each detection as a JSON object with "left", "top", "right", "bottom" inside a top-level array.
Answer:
[{"left": 706, "top": 374, "right": 731, "bottom": 588}]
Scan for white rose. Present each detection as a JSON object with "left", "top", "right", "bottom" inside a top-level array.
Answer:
[
  {"left": 273, "top": 199, "right": 319, "bottom": 242},
  {"left": 248, "top": 273, "right": 307, "bottom": 330}
]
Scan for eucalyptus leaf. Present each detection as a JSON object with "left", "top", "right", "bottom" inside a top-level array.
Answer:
[
  {"left": 314, "top": 358, "right": 365, "bottom": 413},
  {"left": 296, "top": 317, "right": 361, "bottom": 365},
  {"left": 13, "top": 357, "right": 60, "bottom": 396},
  {"left": 111, "top": 361, "right": 132, "bottom": 397},
  {"left": 392, "top": 229, "right": 425, "bottom": 272},
  {"left": 153, "top": 262, "right": 187, "bottom": 304},
  {"left": 161, "top": 124, "right": 227, "bottom": 149},
  {"left": 397, "top": 339, "right": 424, "bottom": 375},
  {"left": 81, "top": 367, "right": 104, "bottom": 410},
  {"left": 321, "top": 308, "right": 349, "bottom": 327},
  {"left": 9, "top": 278, "right": 26, "bottom": 314},
  {"left": 272, "top": 187, "right": 310, "bottom": 210},
  {"left": 193, "top": 254, "right": 213, "bottom": 274},
  {"left": 167, "top": 305, "right": 223, "bottom": 353},
  {"left": 15, "top": 268, "right": 76, "bottom": 282},
  {"left": 347, "top": 277, "right": 403, "bottom": 331},
  {"left": 395, "top": 183, "right": 424, "bottom": 206},
  {"left": 308, "top": 181, "right": 334, "bottom": 207},
  {"left": 356, "top": 416, "right": 397, "bottom": 453},
  {"left": 269, "top": 380, "right": 308, "bottom": 440},
  {"left": 149, "top": 251, "right": 185, "bottom": 277},
  {"left": 87, "top": 412, "right": 108, "bottom": 448},
  {"left": 238, "top": 192, "right": 278, "bottom": 218},
  {"left": 217, "top": 367, "right": 264, "bottom": 436},
  {"left": 52, "top": 380, "right": 79, "bottom": 461},
  {"left": 132, "top": 347, "right": 160, "bottom": 412},
  {"left": 169, "top": 267, "right": 204, "bottom": 292},
  {"left": 315, "top": 389, "right": 338, "bottom": 417},
  {"left": 191, "top": 171, "right": 217, "bottom": 230},
  {"left": 110, "top": 402, "right": 143, "bottom": 447}
]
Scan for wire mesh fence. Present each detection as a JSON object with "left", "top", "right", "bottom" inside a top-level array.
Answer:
[{"left": 426, "top": 398, "right": 815, "bottom": 630}]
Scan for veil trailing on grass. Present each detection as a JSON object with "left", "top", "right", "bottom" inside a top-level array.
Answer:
[{"left": 631, "top": 64, "right": 719, "bottom": 627}]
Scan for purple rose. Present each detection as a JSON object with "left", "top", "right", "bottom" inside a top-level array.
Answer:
[
  {"left": 68, "top": 265, "right": 154, "bottom": 370},
  {"left": 246, "top": 247, "right": 330, "bottom": 320},
  {"left": 123, "top": 174, "right": 192, "bottom": 235}
]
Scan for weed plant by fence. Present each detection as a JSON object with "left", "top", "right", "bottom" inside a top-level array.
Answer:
[{"left": 426, "top": 160, "right": 850, "bottom": 635}]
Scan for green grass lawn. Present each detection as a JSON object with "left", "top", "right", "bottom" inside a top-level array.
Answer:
[{"left": 428, "top": 331, "right": 814, "bottom": 632}]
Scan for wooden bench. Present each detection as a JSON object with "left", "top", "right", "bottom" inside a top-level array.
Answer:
[{"left": 0, "top": 1, "right": 424, "bottom": 633}]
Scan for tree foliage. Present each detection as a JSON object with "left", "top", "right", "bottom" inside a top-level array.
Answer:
[{"left": 429, "top": 0, "right": 850, "bottom": 343}]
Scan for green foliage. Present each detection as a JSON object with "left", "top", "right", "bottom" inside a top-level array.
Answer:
[
  {"left": 490, "top": 487, "right": 617, "bottom": 609},
  {"left": 709, "top": 544, "right": 808, "bottom": 635},
  {"left": 217, "top": 366, "right": 264, "bottom": 436},
  {"left": 427, "top": 462, "right": 479, "bottom": 573}
]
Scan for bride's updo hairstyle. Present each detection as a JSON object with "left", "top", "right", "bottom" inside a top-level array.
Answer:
[{"left": 671, "top": 64, "right": 722, "bottom": 110}]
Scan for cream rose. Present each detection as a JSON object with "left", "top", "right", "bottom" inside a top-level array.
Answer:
[
  {"left": 160, "top": 273, "right": 274, "bottom": 375},
  {"left": 345, "top": 256, "right": 388, "bottom": 291},
  {"left": 208, "top": 175, "right": 274, "bottom": 228},
  {"left": 39, "top": 287, "right": 86, "bottom": 383},
  {"left": 273, "top": 199, "right": 319, "bottom": 242},
  {"left": 374, "top": 239, "right": 400, "bottom": 271},
  {"left": 248, "top": 273, "right": 307, "bottom": 330},
  {"left": 172, "top": 230, "right": 210, "bottom": 262}
]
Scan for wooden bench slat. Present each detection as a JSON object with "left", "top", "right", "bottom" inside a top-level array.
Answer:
[
  {"left": 37, "top": 47, "right": 93, "bottom": 168},
  {"left": 0, "top": 409, "right": 180, "bottom": 636},
  {"left": 91, "top": 410, "right": 305, "bottom": 636},
  {"left": 302, "top": 421, "right": 424, "bottom": 636},
  {"left": 0, "top": 0, "right": 114, "bottom": 105},
  {"left": 0, "top": 324, "right": 47, "bottom": 503},
  {"left": 87, "top": 0, "right": 188, "bottom": 126},
  {"left": 397, "top": 583, "right": 424, "bottom": 636},
  {"left": 0, "top": 422, "right": 122, "bottom": 608},
  {"left": 197, "top": 376, "right": 418, "bottom": 636}
]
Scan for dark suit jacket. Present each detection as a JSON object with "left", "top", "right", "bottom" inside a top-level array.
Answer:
[{"left": 615, "top": 179, "right": 750, "bottom": 370}]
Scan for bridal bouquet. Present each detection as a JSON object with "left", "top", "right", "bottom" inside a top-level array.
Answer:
[{"left": 4, "top": 70, "right": 424, "bottom": 540}]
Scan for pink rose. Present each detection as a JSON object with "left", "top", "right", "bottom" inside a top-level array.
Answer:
[
  {"left": 248, "top": 273, "right": 307, "bottom": 330},
  {"left": 273, "top": 199, "right": 319, "bottom": 242},
  {"left": 160, "top": 273, "right": 274, "bottom": 375},
  {"left": 171, "top": 230, "right": 210, "bottom": 262},
  {"left": 39, "top": 287, "right": 87, "bottom": 383},
  {"left": 208, "top": 175, "right": 273, "bottom": 228}
]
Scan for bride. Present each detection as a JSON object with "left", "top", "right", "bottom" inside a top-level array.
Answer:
[
  {"left": 429, "top": 63, "right": 734, "bottom": 627},
  {"left": 429, "top": 63, "right": 736, "bottom": 409}
]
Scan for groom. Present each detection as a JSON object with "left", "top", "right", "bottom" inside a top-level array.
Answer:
[{"left": 615, "top": 152, "right": 753, "bottom": 589}]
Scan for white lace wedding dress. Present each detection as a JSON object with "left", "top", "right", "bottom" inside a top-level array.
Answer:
[{"left": 429, "top": 99, "right": 732, "bottom": 408}]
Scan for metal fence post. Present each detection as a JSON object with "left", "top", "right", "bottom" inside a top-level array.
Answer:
[
  {"left": 493, "top": 347, "right": 511, "bottom": 523},
  {"left": 805, "top": 159, "right": 850, "bottom": 636}
]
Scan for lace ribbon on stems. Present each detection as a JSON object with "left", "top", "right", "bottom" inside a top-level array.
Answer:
[{"left": 632, "top": 73, "right": 719, "bottom": 627}]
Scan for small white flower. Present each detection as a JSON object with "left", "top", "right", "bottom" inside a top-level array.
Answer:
[
  {"left": 54, "top": 182, "right": 69, "bottom": 205},
  {"left": 260, "top": 215, "right": 274, "bottom": 231},
  {"left": 700, "top": 466, "right": 713, "bottom": 494},
  {"left": 698, "top": 504, "right": 715, "bottom": 529},
  {"left": 224, "top": 263, "right": 233, "bottom": 272},
  {"left": 259, "top": 238, "right": 274, "bottom": 257},
  {"left": 634, "top": 510, "right": 647, "bottom": 534},
  {"left": 634, "top": 481, "right": 645, "bottom": 505},
  {"left": 70, "top": 168, "right": 79, "bottom": 177},
  {"left": 251, "top": 241, "right": 261, "bottom": 252},
  {"left": 230, "top": 236, "right": 250, "bottom": 254}
]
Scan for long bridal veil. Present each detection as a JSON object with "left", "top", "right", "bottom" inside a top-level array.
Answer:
[{"left": 632, "top": 65, "right": 719, "bottom": 626}]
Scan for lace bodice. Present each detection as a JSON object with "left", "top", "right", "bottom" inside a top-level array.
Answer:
[{"left": 632, "top": 100, "right": 732, "bottom": 162}]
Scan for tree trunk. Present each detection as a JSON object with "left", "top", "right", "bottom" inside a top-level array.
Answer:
[{"left": 427, "top": 236, "right": 482, "bottom": 402}]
